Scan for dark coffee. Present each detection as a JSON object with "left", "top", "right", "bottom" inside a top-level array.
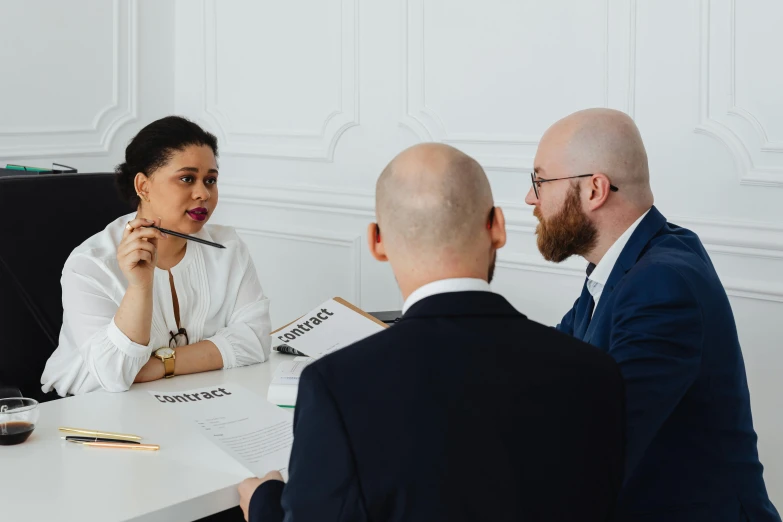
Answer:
[{"left": 0, "top": 421, "right": 34, "bottom": 446}]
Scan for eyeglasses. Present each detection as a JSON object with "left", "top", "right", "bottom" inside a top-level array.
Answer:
[
  {"left": 169, "top": 328, "right": 188, "bottom": 349},
  {"left": 530, "top": 172, "right": 619, "bottom": 200}
]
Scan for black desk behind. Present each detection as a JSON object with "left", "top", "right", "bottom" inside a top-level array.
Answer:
[{"left": 0, "top": 173, "right": 134, "bottom": 401}]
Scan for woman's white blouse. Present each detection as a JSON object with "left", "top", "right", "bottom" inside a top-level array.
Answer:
[{"left": 41, "top": 213, "right": 271, "bottom": 396}]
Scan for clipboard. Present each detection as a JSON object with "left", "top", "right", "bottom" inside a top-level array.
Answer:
[
  {"left": 272, "top": 297, "right": 389, "bottom": 334},
  {"left": 333, "top": 297, "right": 389, "bottom": 329}
]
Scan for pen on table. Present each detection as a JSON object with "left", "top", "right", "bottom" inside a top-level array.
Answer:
[
  {"left": 274, "top": 344, "right": 307, "bottom": 356},
  {"left": 145, "top": 225, "right": 225, "bottom": 249},
  {"left": 62, "top": 436, "right": 140, "bottom": 445},
  {"left": 58, "top": 427, "right": 141, "bottom": 441},
  {"left": 66, "top": 440, "right": 160, "bottom": 451}
]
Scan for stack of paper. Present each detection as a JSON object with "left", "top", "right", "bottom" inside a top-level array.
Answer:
[
  {"left": 267, "top": 297, "right": 388, "bottom": 407},
  {"left": 268, "top": 357, "right": 314, "bottom": 407}
]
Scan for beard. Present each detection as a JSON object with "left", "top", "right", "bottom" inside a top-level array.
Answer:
[{"left": 534, "top": 184, "right": 598, "bottom": 263}]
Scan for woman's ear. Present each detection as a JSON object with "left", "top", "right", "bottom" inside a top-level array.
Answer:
[
  {"left": 134, "top": 172, "right": 149, "bottom": 202},
  {"left": 367, "top": 223, "right": 388, "bottom": 262}
]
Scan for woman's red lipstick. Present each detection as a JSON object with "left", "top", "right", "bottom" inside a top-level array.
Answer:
[{"left": 186, "top": 207, "right": 208, "bottom": 222}]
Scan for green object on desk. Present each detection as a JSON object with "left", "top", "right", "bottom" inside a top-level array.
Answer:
[{"left": 5, "top": 164, "right": 50, "bottom": 172}]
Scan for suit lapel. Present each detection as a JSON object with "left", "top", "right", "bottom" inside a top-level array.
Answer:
[{"left": 583, "top": 206, "right": 668, "bottom": 344}]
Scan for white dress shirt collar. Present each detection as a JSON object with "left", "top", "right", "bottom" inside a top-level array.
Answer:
[
  {"left": 402, "top": 278, "right": 491, "bottom": 315},
  {"left": 587, "top": 209, "right": 651, "bottom": 305}
]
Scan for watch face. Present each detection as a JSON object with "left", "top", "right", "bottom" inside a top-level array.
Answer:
[{"left": 156, "top": 347, "right": 175, "bottom": 358}]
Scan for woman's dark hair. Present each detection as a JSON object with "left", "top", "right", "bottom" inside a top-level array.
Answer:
[{"left": 116, "top": 116, "right": 218, "bottom": 205}]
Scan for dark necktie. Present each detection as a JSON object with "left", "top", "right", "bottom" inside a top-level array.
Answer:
[{"left": 575, "top": 263, "right": 597, "bottom": 340}]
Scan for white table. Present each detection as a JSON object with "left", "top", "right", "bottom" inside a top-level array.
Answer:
[{"left": 1, "top": 352, "right": 290, "bottom": 522}]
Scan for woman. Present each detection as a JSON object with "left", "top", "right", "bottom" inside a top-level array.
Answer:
[{"left": 41, "top": 116, "right": 271, "bottom": 396}]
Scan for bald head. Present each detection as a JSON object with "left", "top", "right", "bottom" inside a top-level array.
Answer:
[
  {"left": 540, "top": 108, "right": 653, "bottom": 208},
  {"left": 376, "top": 143, "right": 494, "bottom": 256}
]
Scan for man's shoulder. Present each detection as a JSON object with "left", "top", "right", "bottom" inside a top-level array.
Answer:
[
  {"left": 311, "top": 311, "right": 620, "bottom": 386},
  {"left": 314, "top": 321, "right": 421, "bottom": 370},
  {"left": 527, "top": 320, "right": 623, "bottom": 379},
  {"left": 628, "top": 222, "right": 717, "bottom": 288}
]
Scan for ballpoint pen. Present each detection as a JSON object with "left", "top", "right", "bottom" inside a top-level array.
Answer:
[
  {"left": 67, "top": 439, "right": 159, "bottom": 451},
  {"left": 58, "top": 427, "right": 142, "bottom": 442},
  {"left": 62, "top": 436, "right": 140, "bottom": 445}
]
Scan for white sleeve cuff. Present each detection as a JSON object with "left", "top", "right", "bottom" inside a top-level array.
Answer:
[
  {"left": 208, "top": 333, "right": 237, "bottom": 369},
  {"left": 107, "top": 318, "right": 153, "bottom": 358}
]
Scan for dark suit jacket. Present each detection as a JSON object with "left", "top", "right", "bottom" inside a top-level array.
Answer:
[
  {"left": 557, "top": 206, "right": 780, "bottom": 522},
  {"left": 250, "top": 291, "right": 625, "bottom": 522}
]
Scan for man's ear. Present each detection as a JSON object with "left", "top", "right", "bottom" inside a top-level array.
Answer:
[
  {"left": 490, "top": 207, "right": 507, "bottom": 250},
  {"left": 367, "top": 223, "right": 388, "bottom": 262},
  {"left": 586, "top": 172, "right": 613, "bottom": 211}
]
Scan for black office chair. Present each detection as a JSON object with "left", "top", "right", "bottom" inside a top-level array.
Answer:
[{"left": 0, "top": 173, "right": 134, "bottom": 401}]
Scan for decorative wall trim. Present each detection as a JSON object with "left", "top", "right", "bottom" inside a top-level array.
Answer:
[
  {"left": 235, "top": 226, "right": 363, "bottom": 305},
  {"left": 221, "top": 182, "right": 783, "bottom": 303},
  {"left": 399, "top": 0, "right": 636, "bottom": 171},
  {"left": 200, "top": 0, "right": 359, "bottom": 161},
  {"left": 0, "top": 0, "right": 138, "bottom": 157},
  {"left": 694, "top": 0, "right": 783, "bottom": 187},
  {"left": 219, "top": 182, "right": 375, "bottom": 217},
  {"left": 501, "top": 204, "right": 783, "bottom": 303},
  {"left": 496, "top": 252, "right": 783, "bottom": 304},
  {"left": 625, "top": 0, "right": 638, "bottom": 119},
  {"left": 500, "top": 201, "right": 783, "bottom": 260}
]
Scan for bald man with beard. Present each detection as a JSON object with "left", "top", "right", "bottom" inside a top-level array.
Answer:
[
  {"left": 527, "top": 108, "right": 780, "bottom": 522},
  {"left": 239, "top": 143, "right": 625, "bottom": 522}
]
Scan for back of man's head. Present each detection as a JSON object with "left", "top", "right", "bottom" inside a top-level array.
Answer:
[
  {"left": 373, "top": 143, "right": 505, "bottom": 296},
  {"left": 540, "top": 108, "right": 654, "bottom": 211}
]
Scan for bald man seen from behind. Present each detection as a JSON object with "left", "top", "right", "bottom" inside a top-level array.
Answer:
[
  {"left": 239, "top": 143, "right": 626, "bottom": 522},
  {"left": 527, "top": 108, "right": 780, "bottom": 522}
]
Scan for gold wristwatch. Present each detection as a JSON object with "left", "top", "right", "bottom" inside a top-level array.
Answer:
[{"left": 154, "top": 347, "right": 176, "bottom": 378}]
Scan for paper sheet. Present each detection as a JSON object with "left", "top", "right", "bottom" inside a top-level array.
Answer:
[
  {"left": 271, "top": 357, "right": 314, "bottom": 386},
  {"left": 149, "top": 384, "right": 293, "bottom": 479},
  {"left": 273, "top": 299, "right": 386, "bottom": 359}
]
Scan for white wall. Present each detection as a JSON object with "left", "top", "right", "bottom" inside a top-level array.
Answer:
[
  {"left": 0, "top": 0, "right": 175, "bottom": 172},
  {"left": 173, "top": 0, "right": 783, "bottom": 502},
  {"left": 3, "top": 0, "right": 782, "bottom": 505}
]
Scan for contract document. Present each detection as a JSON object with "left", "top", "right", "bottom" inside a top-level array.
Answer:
[
  {"left": 149, "top": 384, "right": 293, "bottom": 479},
  {"left": 272, "top": 297, "right": 388, "bottom": 359}
]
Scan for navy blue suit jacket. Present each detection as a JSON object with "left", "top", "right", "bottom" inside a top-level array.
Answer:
[
  {"left": 250, "top": 291, "right": 625, "bottom": 521},
  {"left": 557, "top": 206, "right": 780, "bottom": 522}
]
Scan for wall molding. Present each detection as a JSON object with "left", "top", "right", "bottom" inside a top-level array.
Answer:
[
  {"left": 221, "top": 182, "right": 783, "bottom": 303},
  {"left": 496, "top": 251, "right": 783, "bottom": 304},
  {"left": 199, "top": 0, "right": 359, "bottom": 161},
  {"left": 0, "top": 0, "right": 138, "bottom": 157},
  {"left": 399, "top": 0, "right": 637, "bottom": 171},
  {"left": 219, "top": 181, "right": 375, "bottom": 217},
  {"left": 235, "top": 225, "right": 363, "bottom": 306},
  {"left": 500, "top": 201, "right": 783, "bottom": 260},
  {"left": 695, "top": 0, "right": 783, "bottom": 187}
]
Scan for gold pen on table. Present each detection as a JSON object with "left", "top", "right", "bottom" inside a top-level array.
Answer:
[
  {"left": 67, "top": 439, "right": 159, "bottom": 451},
  {"left": 58, "top": 427, "right": 142, "bottom": 442}
]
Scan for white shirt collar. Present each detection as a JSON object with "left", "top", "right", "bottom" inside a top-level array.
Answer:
[
  {"left": 402, "top": 278, "right": 491, "bottom": 315},
  {"left": 588, "top": 209, "right": 651, "bottom": 289}
]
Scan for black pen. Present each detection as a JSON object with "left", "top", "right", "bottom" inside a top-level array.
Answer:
[
  {"left": 63, "top": 436, "right": 141, "bottom": 444},
  {"left": 145, "top": 225, "right": 225, "bottom": 249}
]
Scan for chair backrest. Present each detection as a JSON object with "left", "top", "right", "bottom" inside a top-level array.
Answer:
[{"left": 0, "top": 173, "right": 134, "bottom": 401}]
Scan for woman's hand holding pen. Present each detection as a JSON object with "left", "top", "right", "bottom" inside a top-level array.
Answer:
[
  {"left": 115, "top": 218, "right": 165, "bottom": 347},
  {"left": 119, "top": 217, "right": 166, "bottom": 289}
]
